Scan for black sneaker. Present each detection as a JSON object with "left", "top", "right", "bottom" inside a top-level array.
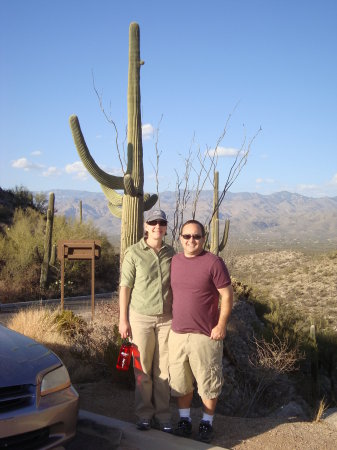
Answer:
[
  {"left": 174, "top": 418, "right": 192, "bottom": 437},
  {"left": 152, "top": 419, "right": 173, "bottom": 433},
  {"left": 136, "top": 418, "right": 151, "bottom": 431},
  {"left": 197, "top": 420, "right": 214, "bottom": 443}
]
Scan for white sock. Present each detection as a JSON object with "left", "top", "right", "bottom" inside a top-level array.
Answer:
[
  {"left": 179, "top": 408, "right": 191, "bottom": 421},
  {"left": 202, "top": 413, "right": 214, "bottom": 425}
]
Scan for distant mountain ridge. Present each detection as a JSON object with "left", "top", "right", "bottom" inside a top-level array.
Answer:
[{"left": 48, "top": 189, "right": 337, "bottom": 252}]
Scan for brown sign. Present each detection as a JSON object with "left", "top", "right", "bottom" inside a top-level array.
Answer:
[
  {"left": 57, "top": 240, "right": 101, "bottom": 261},
  {"left": 57, "top": 240, "right": 101, "bottom": 319}
]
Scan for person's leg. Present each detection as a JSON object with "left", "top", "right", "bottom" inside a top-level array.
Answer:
[
  {"left": 168, "top": 331, "right": 195, "bottom": 436},
  {"left": 201, "top": 397, "right": 218, "bottom": 416},
  {"left": 177, "top": 391, "right": 193, "bottom": 409},
  {"left": 188, "top": 334, "right": 223, "bottom": 442},
  {"left": 129, "top": 310, "right": 156, "bottom": 424},
  {"left": 152, "top": 313, "right": 172, "bottom": 426}
]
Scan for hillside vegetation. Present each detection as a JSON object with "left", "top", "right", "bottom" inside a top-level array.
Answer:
[{"left": 228, "top": 250, "right": 337, "bottom": 333}]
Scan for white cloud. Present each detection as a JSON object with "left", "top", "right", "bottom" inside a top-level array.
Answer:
[
  {"left": 105, "top": 167, "right": 123, "bottom": 176},
  {"left": 12, "top": 157, "right": 44, "bottom": 171},
  {"left": 31, "top": 150, "right": 42, "bottom": 156},
  {"left": 65, "top": 161, "right": 88, "bottom": 180},
  {"left": 42, "top": 166, "right": 62, "bottom": 177},
  {"left": 142, "top": 123, "right": 154, "bottom": 140},
  {"left": 256, "top": 178, "right": 275, "bottom": 184},
  {"left": 207, "top": 146, "right": 241, "bottom": 157},
  {"left": 297, "top": 183, "right": 320, "bottom": 192}
]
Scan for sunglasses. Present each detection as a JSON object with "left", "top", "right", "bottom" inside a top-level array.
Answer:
[
  {"left": 147, "top": 220, "right": 167, "bottom": 226},
  {"left": 181, "top": 234, "right": 203, "bottom": 240}
]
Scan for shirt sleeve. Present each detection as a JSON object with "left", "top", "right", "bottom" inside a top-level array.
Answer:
[
  {"left": 211, "top": 257, "right": 231, "bottom": 289},
  {"left": 120, "top": 249, "right": 136, "bottom": 288}
]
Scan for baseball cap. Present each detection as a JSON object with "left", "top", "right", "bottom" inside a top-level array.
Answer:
[{"left": 146, "top": 209, "right": 168, "bottom": 223}]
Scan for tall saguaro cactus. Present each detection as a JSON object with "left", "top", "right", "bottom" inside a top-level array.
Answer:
[
  {"left": 69, "top": 23, "right": 157, "bottom": 258},
  {"left": 209, "top": 171, "right": 230, "bottom": 256},
  {"left": 40, "top": 192, "right": 55, "bottom": 290}
]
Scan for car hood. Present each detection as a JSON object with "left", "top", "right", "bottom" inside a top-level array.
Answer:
[{"left": 0, "top": 324, "right": 61, "bottom": 386}]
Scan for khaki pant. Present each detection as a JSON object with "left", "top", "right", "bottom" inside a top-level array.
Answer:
[
  {"left": 168, "top": 330, "right": 224, "bottom": 399},
  {"left": 129, "top": 309, "right": 172, "bottom": 422}
]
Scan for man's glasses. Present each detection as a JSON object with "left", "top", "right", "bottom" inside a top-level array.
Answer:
[
  {"left": 181, "top": 234, "right": 202, "bottom": 240},
  {"left": 147, "top": 220, "right": 167, "bottom": 226}
]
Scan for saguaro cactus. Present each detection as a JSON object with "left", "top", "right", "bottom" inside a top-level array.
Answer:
[
  {"left": 209, "top": 171, "right": 230, "bottom": 256},
  {"left": 40, "top": 192, "right": 55, "bottom": 290},
  {"left": 69, "top": 23, "right": 157, "bottom": 258}
]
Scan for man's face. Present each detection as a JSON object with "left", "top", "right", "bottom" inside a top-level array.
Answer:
[{"left": 179, "top": 222, "right": 205, "bottom": 257}]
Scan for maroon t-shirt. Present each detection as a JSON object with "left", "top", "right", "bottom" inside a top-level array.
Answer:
[{"left": 171, "top": 251, "right": 231, "bottom": 337}]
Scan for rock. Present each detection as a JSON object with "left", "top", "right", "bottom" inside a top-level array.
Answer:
[{"left": 268, "top": 401, "right": 309, "bottom": 420}]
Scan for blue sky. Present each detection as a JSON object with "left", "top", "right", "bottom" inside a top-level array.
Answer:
[{"left": 1, "top": 0, "right": 337, "bottom": 198}]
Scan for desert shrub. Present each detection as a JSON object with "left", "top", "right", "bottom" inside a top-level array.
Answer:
[
  {"left": 0, "top": 208, "right": 45, "bottom": 301},
  {"left": 52, "top": 309, "right": 87, "bottom": 339}
]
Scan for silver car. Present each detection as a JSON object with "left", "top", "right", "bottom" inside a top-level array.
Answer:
[{"left": 0, "top": 323, "right": 79, "bottom": 449}]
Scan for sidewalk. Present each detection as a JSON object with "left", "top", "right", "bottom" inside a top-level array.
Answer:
[{"left": 64, "top": 410, "right": 229, "bottom": 450}]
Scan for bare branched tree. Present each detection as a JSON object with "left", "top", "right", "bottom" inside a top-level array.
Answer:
[
  {"left": 150, "top": 115, "right": 163, "bottom": 208},
  {"left": 171, "top": 104, "right": 261, "bottom": 249},
  {"left": 243, "top": 334, "right": 302, "bottom": 416},
  {"left": 92, "top": 71, "right": 126, "bottom": 174}
]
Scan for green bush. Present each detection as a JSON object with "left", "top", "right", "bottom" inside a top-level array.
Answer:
[{"left": 52, "top": 309, "right": 87, "bottom": 340}]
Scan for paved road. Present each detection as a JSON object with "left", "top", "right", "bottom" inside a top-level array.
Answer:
[{"left": 0, "top": 293, "right": 114, "bottom": 324}]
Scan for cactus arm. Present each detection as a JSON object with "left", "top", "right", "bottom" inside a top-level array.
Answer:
[
  {"left": 107, "top": 203, "right": 122, "bottom": 218},
  {"left": 124, "top": 173, "right": 137, "bottom": 196},
  {"left": 69, "top": 115, "right": 124, "bottom": 190},
  {"left": 219, "top": 219, "right": 230, "bottom": 253},
  {"left": 100, "top": 185, "right": 123, "bottom": 206},
  {"left": 144, "top": 193, "right": 158, "bottom": 211}
]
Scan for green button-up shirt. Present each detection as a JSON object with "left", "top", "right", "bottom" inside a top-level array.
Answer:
[{"left": 120, "top": 238, "right": 175, "bottom": 315}]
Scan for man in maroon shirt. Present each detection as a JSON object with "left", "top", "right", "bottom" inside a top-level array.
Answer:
[{"left": 168, "top": 219, "right": 233, "bottom": 443}]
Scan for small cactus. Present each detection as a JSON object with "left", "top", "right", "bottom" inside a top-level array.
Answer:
[
  {"left": 208, "top": 171, "right": 230, "bottom": 255},
  {"left": 40, "top": 192, "right": 55, "bottom": 290}
]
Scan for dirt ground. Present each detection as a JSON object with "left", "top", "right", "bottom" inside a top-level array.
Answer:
[{"left": 75, "top": 380, "right": 337, "bottom": 450}]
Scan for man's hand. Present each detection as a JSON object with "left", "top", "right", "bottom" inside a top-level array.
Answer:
[
  {"left": 119, "top": 319, "right": 132, "bottom": 339},
  {"left": 210, "top": 324, "right": 226, "bottom": 340}
]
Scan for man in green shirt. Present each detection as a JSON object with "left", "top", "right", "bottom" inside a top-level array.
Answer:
[{"left": 119, "top": 210, "right": 175, "bottom": 432}]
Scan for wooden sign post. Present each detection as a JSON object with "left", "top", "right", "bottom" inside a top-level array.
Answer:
[{"left": 57, "top": 240, "right": 101, "bottom": 320}]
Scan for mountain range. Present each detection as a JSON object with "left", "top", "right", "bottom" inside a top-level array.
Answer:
[{"left": 51, "top": 189, "right": 337, "bottom": 252}]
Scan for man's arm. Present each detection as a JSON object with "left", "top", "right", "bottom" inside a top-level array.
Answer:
[
  {"left": 119, "top": 286, "right": 132, "bottom": 339},
  {"left": 210, "top": 285, "right": 234, "bottom": 340}
]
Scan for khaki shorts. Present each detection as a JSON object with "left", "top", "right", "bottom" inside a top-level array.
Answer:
[{"left": 168, "top": 330, "right": 224, "bottom": 400}]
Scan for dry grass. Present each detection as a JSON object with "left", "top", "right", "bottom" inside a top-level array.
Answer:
[
  {"left": 6, "top": 298, "right": 122, "bottom": 383},
  {"left": 8, "top": 307, "right": 68, "bottom": 347},
  {"left": 228, "top": 250, "right": 337, "bottom": 332},
  {"left": 314, "top": 398, "right": 328, "bottom": 422}
]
